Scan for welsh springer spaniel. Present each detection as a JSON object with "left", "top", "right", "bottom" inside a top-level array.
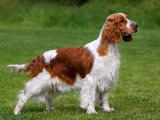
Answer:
[{"left": 7, "top": 13, "right": 138, "bottom": 115}]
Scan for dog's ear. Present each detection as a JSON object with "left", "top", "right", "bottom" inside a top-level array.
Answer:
[
  {"left": 122, "top": 34, "right": 132, "bottom": 42},
  {"left": 111, "top": 23, "right": 121, "bottom": 43},
  {"left": 102, "top": 21, "right": 121, "bottom": 44}
]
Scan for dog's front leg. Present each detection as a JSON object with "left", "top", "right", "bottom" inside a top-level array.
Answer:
[
  {"left": 80, "top": 75, "right": 97, "bottom": 114},
  {"left": 87, "top": 85, "right": 97, "bottom": 114},
  {"left": 102, "top": 90, "right": 114, "bottom": 112}
]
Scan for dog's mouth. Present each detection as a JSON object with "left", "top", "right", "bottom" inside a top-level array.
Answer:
[
  {"left": 122, "top": 32, "right": 132, "bottom": 42},
  {"left": 121, "top": 29, "right": 137, "bottom": 36},
  {"left": 122, "top": 32, "right": 129, "bottom": 36}
]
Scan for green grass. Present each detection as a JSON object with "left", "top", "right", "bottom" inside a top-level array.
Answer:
[
  {"left": 0, "top": 0, "right": 159, "bottom": 119},
  {"left": 0, "top": 0, "right": 160, "bottom": 29},
  {"left": 0, "top": 27, "right": 160, "bottom": 120}
]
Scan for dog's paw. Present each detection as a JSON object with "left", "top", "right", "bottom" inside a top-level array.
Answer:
[
  {"left": 103, "top": 107, "right": 114, "bottom": 112},
  {"left": 87, "top": 109, "right": 97, "bottom": 114},
  {"left": 80, "top": 104, "right": 87, "bottom": 110},
  {"left": 46, "top": 107, "right": 54, "bottom": 111},
  {"left": 13, "top": 108, "right": 21, "bottom": 115}
]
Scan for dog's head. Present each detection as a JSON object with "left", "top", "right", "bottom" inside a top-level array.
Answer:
[{"left": 103, "top": 13, "right": 138, "bottom": 43}]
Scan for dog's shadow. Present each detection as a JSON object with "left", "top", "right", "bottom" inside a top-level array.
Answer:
[
  {"left": 22, "top": 104, "right": 84, "bottom": 115},
  {"left": 13, "top": 93, "right": 88, "bottom": 114}
]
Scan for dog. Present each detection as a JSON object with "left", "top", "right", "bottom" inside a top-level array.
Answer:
[{"left": 7, "top": 13, "right": 138, "bottom": 115}]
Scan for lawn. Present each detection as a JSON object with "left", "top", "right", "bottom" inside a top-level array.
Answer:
[{"left": 0, "top": 27, "right": 160, "bottom": 120}]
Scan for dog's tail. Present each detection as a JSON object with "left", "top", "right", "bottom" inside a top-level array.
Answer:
[{"left": 7, "top": 64, "right": 27, "bottom": 73}]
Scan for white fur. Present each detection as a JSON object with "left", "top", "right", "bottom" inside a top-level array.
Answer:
[
  {"left": 11, "top": 16, "right": 123, "bottom": 115},
  {"left": 127, "top": 19, "right": 132, "bottom": 30},
  {"left": 14, "top": 69, "right": 72, "bottom": 115},
  {"left": 13, "top": 33, "right": 120, "bottom": 115},
  {"left": 119, "top": 13, "right": 133, "bottom": 31},
  {"left": 43, "top": 50, "right": 57, "bottom": 63},
  {"left": 82, "top": 36, "right": 120, "bottom": 113},
  {"left": 7, "top": 64, "right": 26, "bottom": 73}
]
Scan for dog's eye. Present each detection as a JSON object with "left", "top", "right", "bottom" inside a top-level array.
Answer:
[{"left": 120, "top": 19, "right": 124, "bottom": 23}]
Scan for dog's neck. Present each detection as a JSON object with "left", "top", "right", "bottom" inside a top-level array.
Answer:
[{"left": 85, "top": 24, "right": 120, "bottom": 57}]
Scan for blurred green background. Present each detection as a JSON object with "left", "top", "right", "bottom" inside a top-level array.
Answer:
[
  {"left": 0, "top": 0, "right": 159, "bottom": 29},
  {"left": 0, "top": 0, "right": 160, "bottom": 120}
]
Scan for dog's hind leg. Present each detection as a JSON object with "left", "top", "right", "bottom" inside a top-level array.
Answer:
[
  {"left": 14, "top": 69, "right": 52, "bottom": 115},
  {"left": 14, "top": 88, "right": 32, "bottom": 115},
  {"left": 14, "top": 80, "right": 50, "bottom": 115},
  {"left": 45, "top": 95, "right": 54, "bottom": 111}
]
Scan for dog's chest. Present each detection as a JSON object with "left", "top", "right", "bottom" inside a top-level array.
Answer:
[
  {"left": 94, "top": 53, "right": 120, "bottom": 78},
  {"left": 91, "top": 45, "right": 120, "bottom": 91}
]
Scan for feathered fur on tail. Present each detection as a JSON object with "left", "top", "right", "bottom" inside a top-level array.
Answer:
[{"left": 7, "top": 64, "right": 27, "bottom": 73}]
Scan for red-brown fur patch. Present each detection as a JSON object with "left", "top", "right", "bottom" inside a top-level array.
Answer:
[
  {"left": 26, "top": 55, "right": 45, "bottom": 78},
  {"left": 46, "top": 47, "right": 94, "bottom": 85},
  {"left": 26, "top": 47, "right": 94, "bottom": 85},
  {"left": 97, "top": 14, "right": 128, "bottom": 56},
  {"left": 97, "top": 22, "right": 121, "bottom": 56}
]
